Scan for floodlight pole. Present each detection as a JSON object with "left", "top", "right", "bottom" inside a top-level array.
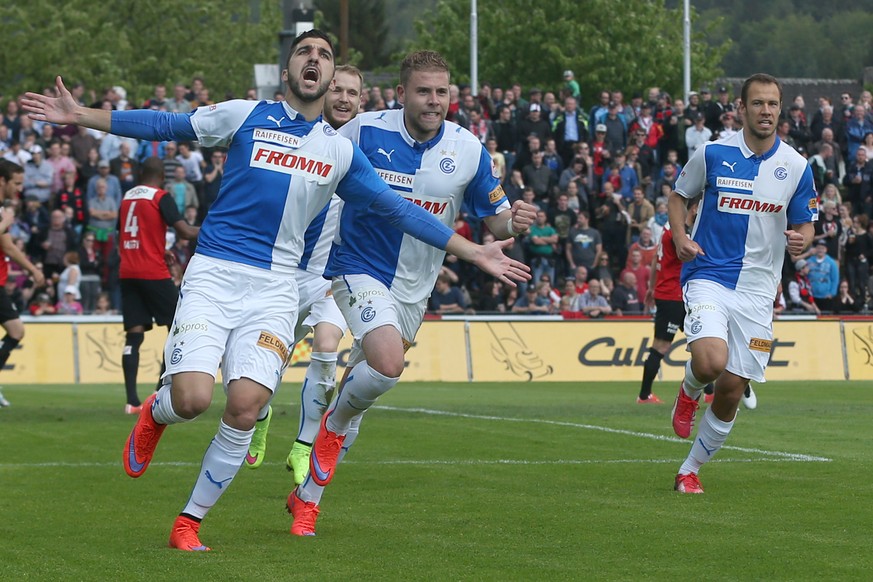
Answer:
[
  {"left": 471, "top": 0, "right": 478, "bottom": 96},
  {"left": 683, "top": 0, "right": 691, "bottom": 102}
]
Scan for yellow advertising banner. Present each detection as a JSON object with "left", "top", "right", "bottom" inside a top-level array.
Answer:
[
  {"left": 78, "top": 323, "right": 168, "bottom": 384},
  {"left": 467, "top": 319, "right": 844, "bottom": 382},
  {"left": 279, "top": 321, "right": 468, "bottom": 385},
  {"left": 5, "top": 324, "right": 75, "bottom": 383},
  {"left": 843, "top": 321, "right": 873, "bottom": 380}
]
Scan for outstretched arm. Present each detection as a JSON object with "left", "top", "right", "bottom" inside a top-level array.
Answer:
[{"left": 23, "top": 77, "right": 111, "bottom": 132}]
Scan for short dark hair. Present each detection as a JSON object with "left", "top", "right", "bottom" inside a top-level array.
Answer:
[
  {"left": 741, "top": 73, "right": 783, "bottom": 106},
  {"left": 400, "top": 50, "right": 450, "bottom": 87},
  {"left": 0, "top": 159, "right": 24, "bottom": 181},
  {"left": 286, "top": 29, "right": 334, "bottom": 68}
]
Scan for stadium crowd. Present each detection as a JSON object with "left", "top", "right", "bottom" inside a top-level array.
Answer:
[{"left": 2, "top": 76, "right": 873, "bottom": 317}]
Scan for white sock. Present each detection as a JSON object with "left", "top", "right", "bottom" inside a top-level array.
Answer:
[
  {"left": 297, "top": 414, "right": 363, "bottom": 506},
  {"left": 679, "top": 406, "right": 735, "bottom": 475},
  {"left": 327, "top": 363, "right": 397, "bottom": 434},
  {"left": 297, "top": 352, "right": 337, "bottom": 444},
  {"left": 682, "top": 359, "right": 706, "bottom": 399},
  {"left": 150, "top": 384, "right": 189, "bottom": 425},
  {"left": 181, "top": 420, "right": 253, "bottom": 520}
]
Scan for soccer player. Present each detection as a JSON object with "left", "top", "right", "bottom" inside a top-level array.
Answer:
[
  {"left": 668, "top": 73, "right": 816, "bottom": 494},
  {"left": 244, "top": 65, "right": 364, "bottom": 480},
  {"left": 637, "top": 198, "right": 700, "bottom": 404},
  {"left": 23, "top": 30, "right": 529, "bottom": 551},
  {"left": 118, "top": 157, "right": 199, "bottom": 415},
  {"left": 0, "top": 160, "right": 47, "bottom": 408},
  {"left": 286, "top": 50, "right": 538, "bottom": 536}
]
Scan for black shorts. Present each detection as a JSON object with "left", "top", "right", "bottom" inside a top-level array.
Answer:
[
  {"left": 653, "top": 299, "right": 685, "bottom": 341},
  {"left": 121, "top": 278, "right": 179, "bottom": 331},
  {"left": 0, "top": 287, "right": 20, "bottom": 324}
]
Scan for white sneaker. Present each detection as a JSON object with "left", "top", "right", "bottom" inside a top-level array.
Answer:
[
  {"left": 0, "top": 390, "right": 10, "bottom": 407},
  {"left": 742, "top": 385, "right": 757, "bottom": 410}
]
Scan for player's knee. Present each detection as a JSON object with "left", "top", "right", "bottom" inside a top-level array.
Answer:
[{"left": 368, "top": 356, "right": 404, "bottom": 379}]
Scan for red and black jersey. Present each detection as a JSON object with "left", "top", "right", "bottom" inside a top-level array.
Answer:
[
  {"left": 654, "top": 226, "right": 683, "bottom": 302},
  {"left": 56, "top": 187, "right": 88, "bottom": 226},
  {"left": 0, "top": 255, "right": 8, "bottom": 287},
  {"left": 118, "top": 185, "right": 183, "bottom": 280}
]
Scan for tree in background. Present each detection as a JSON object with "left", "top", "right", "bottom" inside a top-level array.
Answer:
[
  {"left": 0, "top": 0, "right": 280, "bottom": 105},
  {"left": 315, "top": 0, "right": 391, "bottom": 70},
  {"left": 411, "top": 0, "right": 728, "bottom": 104}
]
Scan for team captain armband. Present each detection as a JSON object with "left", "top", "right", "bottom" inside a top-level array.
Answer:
[{"left": 489, "top": 185, "right": 506, "bottom": 204}]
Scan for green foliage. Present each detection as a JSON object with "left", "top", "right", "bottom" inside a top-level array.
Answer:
[
  {"left": 0, "top": 0, "right": 280, "bottom": 105},
  {"left": 1, "top": 380, "right": 872, "bottom": 579},
  {"left": 315, "top": 0, "right": 391, "bottom": 69},
  {"left": 411, "top": 0, "right": 728, "bottom": 105},
  {"left": 693, "top": 1, "right": 873, "bottom": 78}
]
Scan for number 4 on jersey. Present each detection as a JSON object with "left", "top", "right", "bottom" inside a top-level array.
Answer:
[{"left": 124, "top": 201, "right": 139, "bottom": 238}]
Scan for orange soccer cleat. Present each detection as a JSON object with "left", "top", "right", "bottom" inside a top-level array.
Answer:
[
  {"left": 168, "top": 515, "right": 211, "bottom": 551},
  {"left": 123, "top": 393, "right": 166, "bottom": 478}
]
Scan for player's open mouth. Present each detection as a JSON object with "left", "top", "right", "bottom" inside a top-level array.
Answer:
[{"left": 303, "top": 67, "right": 319, "bottom": 84}]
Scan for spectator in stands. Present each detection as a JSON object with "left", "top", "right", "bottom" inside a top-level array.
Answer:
[
  {"left": 86, "top": 178, "right": 118, "bottom": 275},
  {"left": 846, "top": 105, "right": 873, "bottom": 163},
  {"left": 542, "top": 138, "right": 564, "bottom": 184},
  {"left": 553, "top": 96, "right": 588, "bottom": 165},
  {"left": 86, "top": 159, "right": 122, "bottom": 206},
  {"left": 477, "top": 280, "right": 506, "bottom": 313},
  {"left": 621, "top": 247, "right": 651, "bottom": 300},
  {"left": 527, "top": 210, "right": 558, "bottom": 283},
  {"left": 558, "top": 157, "right": 590, "bottom": 208},
  {"left": 202, "top": 149, "right": 225, "bottom": 215},
  {"left": 503, "top": 169, "right": 525, "bottom": 203},
  {"left": 628, "top": 226, "right": 657, "bottom": 268},
  {"left": 486, "top": 138, "right": 506, "bottom": 185},
  {"left": 808, "top": 142, "right": 839, "bottom": 192},
  {"left": 78, "top": 232, "right": 102, "bottom": 313},
  {"left": 165, "top": 165, "right": 198, "bottom": 215},
  {"left": 512, "top": 282, "right": 551, "bottom": 314},
  {"left": 843, "top": 213, "right": 870, "bottom": 303},
  {"left": 493, "top": 105, "right": 519, "bottom": 171},
  {"left": 99, "top": 131, "right": 137, "bottom": 166},
  {"left": 807, "top": 239, "right": 839, "bottom": 312},
  {"left": 834, "top": 279, "right": 861, "bottom": 314},
  {"left": 566, "top": 209, "right": 601, "bottom": 273},
  {"left": 77, "top": 147, "right": 100, "bottom": 191},
  {"left": 518, "top": 103, "right": 551, "bottom": 146},
  {"left": 56, "top": 285, "right": 83, "bottom": 315},
  {"left": 611, "top": 271, "right": 642, "bottom": 316},
  {"left": 56, "top": 249, "right": 81, "bottom": 302},
  {"left": 787, "top": 259, "right": 818, "bottom": 314},
  {"left": 685, "top": 113, "right": 711, "bottom": 157},
  {"left": 843, "top": 147, "right": 872, "bottom": 216},
  {"left": 590, "top": 252, "right": 614, "bottom": 296},
  {"left": 597, "top": 100, "right": 628, "bottom": 158},
  {"left": 91, "top": 291, "right": 116, "bottom": 315},
  {"left": 428, "top": 273, "right": 469, "bottom": 314},
  {"left": 23, "top": 145, "right": 53, "bottom": 204},
  {"left": 45, "top": 141, "right": 76, "bottom": 198},
  {"left": 70, "top": 124, "right": 98, "bottom": 169},
  {"left": 522, "top": 150, "right": 554, "bottom": 203},
  {"left": 786, "top": 104, "right": 812, "bottom": 153},
  {"left": 41, "top": 209, "right": 76, "bottom": 281},
  {"left": 810, "top": 104, "right": 842, "bottom": 145},
  {"left": 548, "top": 194, "right": 576, "bottom": 277},
  {"left": 22, "top": 195, "right": 49, "bottom": 260},
  {"left": 560, "top": 278, "right": 578, "bottom": 312},
  {"left": 110, "top": 141, "right": 140, "bottom": 193},
  {"left": 573, "top": 278, "right": 611, "bottom": 318},
  {"left": 814, "top": 200, "right": 842, "bottom": 259},
  {"left": 861, "top": 131, "right": 873, "bottom": 160},
  {"left": 29, "top": 291, "right": 57, "bottom": 316},
  {"left": 595, "top": 194, "right": 630, "bottom": 271},
  {"left": 167, "top": 83, "right": 193, "bottom": 114},
  {"left": 55, "top": 170, "right": 87, "bottom": 237},
  {"left": 627, "top": 186, "right": 654, "bottom": 241}
]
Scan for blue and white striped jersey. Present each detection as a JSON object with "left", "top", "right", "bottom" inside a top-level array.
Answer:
[
  {"left": 325, "top": 109, "right": 510, "bottom": 303},
  {"left": 297, "top": 194, "right": 340, "bottom": 275},
  {"left": 674, "top": 131, "right": 818, "bottom": 297}
]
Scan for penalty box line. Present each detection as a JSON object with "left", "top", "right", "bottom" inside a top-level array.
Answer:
[{"left": 374, "top": 405, "right": 832, "bottom": 463}]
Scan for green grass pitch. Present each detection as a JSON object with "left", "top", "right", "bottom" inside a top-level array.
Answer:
[{"left": 1, "top": 380, "right": 871, "bottom": 581}]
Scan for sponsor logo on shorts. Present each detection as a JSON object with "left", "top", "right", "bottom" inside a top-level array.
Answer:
[
  {"left": 488, "top": 185, "right": 506, "bottom": 204},
  {"left": 361, "top": 306, "right": 376, "bottom": 322},
  {"left": 749, "top": 338, "right": 773, "bottom": 353},
  {"left": 689, "top": 318, "right": 703, "bottom": 335},
  {"left": 352, "top": 289, "right": 388, "bottom": 305},
  {"left": 689, "top": 303, "right": 717, "bottom": 314},
  {"left": 257, "top": 332, "right": 289, "bottom": 362},
  {"left": 173, "top": 321, "right": 209, "bottom": 336},
  {"left": 666, "top": 322, "right": 680, "bottom": 335},
  {"left": 170, "top": 348, "right": 183, "bottom": 365}
]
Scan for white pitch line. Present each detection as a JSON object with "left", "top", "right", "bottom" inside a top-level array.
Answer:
[
  {"left": 0, "top": 458, "right": 818, "bottom": 469},
  {"left": 374, "top": 405, "right": 832, "bottom": 463}
]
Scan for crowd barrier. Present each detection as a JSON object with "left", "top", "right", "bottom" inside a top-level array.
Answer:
[{"left": 7, "top": 315, "right": 871, "bottom": 384}]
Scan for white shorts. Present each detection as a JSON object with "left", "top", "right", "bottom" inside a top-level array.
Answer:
[
  {"left": 293, "top": 269, "right": 347, "bottom": 344},
  {"left": 331, "top": 274, "right": 427, "bottom": 368},
  {"left": 165, "top": 254, "right": 298, "bottom": 391},
  {"left": 683, "top": 279, "right": 773, "bottom": 383}
]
